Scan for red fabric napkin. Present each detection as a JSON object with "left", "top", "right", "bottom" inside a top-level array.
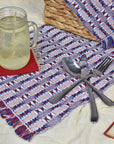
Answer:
[{"left": 0, "top": 50, "right": 39, "bottom": 76}]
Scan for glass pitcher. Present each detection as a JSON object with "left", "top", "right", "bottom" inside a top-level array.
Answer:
[{"left": 0, "top": 6, "right": 38, "bottom": 70}]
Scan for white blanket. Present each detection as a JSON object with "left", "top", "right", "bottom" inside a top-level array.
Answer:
[{"left": 0, "top": 1, "right": 114, "bottom": 144}]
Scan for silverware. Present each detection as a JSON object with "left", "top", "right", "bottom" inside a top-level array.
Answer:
[
  {"left": 79, "top": 54, "right": 98, "bottom": 122},
  {"left": 49, "top": 57, "right": 114, "bottom": 106}
]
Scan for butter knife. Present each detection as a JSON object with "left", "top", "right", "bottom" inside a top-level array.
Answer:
[{"left": 79, "top": 54, "right": 98, "bottom": 122}]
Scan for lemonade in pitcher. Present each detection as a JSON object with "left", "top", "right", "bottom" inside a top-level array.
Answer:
[{"left": 0, "top": 16, "right": 30, "bottom": 70}]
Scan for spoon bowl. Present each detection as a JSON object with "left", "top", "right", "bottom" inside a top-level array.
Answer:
[{"left": 62, "top": 57, "right": 81, "bottom": 77}]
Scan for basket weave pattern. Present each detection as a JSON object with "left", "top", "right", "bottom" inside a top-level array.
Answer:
[{"left": 44, "top": 0, "right": 99, "bottom": 42}]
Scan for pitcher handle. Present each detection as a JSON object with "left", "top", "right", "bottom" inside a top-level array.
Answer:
[{"left": 28, "top": 21, "right": 38, "bottom": 48}]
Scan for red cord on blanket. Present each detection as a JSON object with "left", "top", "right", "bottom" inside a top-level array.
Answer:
[{"left": 104, "top": 122, "right": 114, "bottom": 139}]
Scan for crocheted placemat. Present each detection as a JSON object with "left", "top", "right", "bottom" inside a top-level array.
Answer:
[
  {"left": 0, "top": 24, "right": 114, "bottom": 140},
  {"left": 63, "top": 0, "right": 114, "bottom": 49}
]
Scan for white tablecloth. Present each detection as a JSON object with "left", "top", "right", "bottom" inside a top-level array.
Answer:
[{"left": 0, "top": 1, "right": 114, "bottom": 144}]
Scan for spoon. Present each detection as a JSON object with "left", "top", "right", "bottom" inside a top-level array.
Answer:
[
  {"left": 49, "top": 57, "right": 114, "bottom": 106},
  {"left": 62, "top": 57, "right": 81, "bottom": 77}
]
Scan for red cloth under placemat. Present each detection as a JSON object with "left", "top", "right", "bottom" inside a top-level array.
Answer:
[{"left": 0, "top": 50, "right": 39, "bottom": 76}]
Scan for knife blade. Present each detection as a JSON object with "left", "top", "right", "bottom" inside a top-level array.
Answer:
[{"left": 79, "top": 54, "right": 98, "bottom": 122}]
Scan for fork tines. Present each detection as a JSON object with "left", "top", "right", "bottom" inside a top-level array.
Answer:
[{"left": 96, "top": 57, "right": 113, "bottom": 73}]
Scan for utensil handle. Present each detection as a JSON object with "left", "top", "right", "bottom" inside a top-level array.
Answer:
[
  {"left": 49, "top": 78, "right": 83, "bottom": 104},
  {"left": 84, "top": 79, "right": 114, "bottom": 106},
  {"left": 49, "top": 74, "right": 92, "bottom": 104},
  {"left": 86, "top": 83, "right": 99, "bottom": 122},
  {"left": 49, "top": 75, "right": 114, "bottom": 106}
]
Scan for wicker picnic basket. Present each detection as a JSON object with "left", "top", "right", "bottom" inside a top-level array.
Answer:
[{"left": 44, "top": 0, "right": 99, "bottom": 42}]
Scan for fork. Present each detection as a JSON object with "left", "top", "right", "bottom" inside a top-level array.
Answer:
[
  {"left": 86, "top": 57, "right": 113, "bottom": 122},
  {"left": 49, "top": 57, "right": 114, "bottom": 106},
  {"left": 90, "top": 57, "right": 113, "bottom": 77}
]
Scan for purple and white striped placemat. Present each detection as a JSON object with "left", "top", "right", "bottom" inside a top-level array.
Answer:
[
  {"left": 63, "top": 0, "right": 114, "bottom": 49},
  {"left": 0, "top": 24, "right": 114, "bottom": 140}
]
